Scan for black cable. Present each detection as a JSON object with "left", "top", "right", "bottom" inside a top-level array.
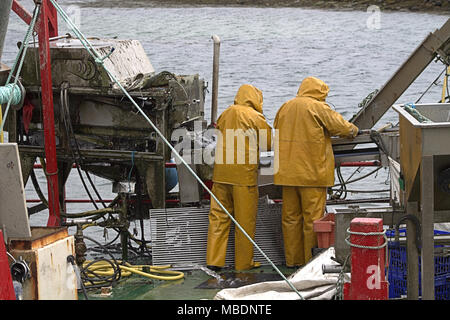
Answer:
[
  {"left": 60, "top": 84, "right": 108, "bottom": 209},
  {"left": 415, "top": 67, "right": 446, "bottom": 104},
  {"left": 445, "top": 66, "right": 450, "bottom": 99},
  {"left": 63, "top": 86, "right": 108, "bottom": 208},
  {"left": 395, "top": 214, "right": 422, "bottom": 253},
  {"left": 60, "top": 85, "right": 99, "bottom": 210},
  {"left": 30, "top": 168, "right": 48, "bottom": 208},
  {"left": 78, "top": 235, "right": 122, "bottom": 290},
  {"left": 333, "top": 167, "right": 382, "bottom": 187},
  {"left": 333, "top": 166, "right": 347, "bottom": 200},
  {"left": 135, "top": 171, "right": 149, "bottom": 254}
]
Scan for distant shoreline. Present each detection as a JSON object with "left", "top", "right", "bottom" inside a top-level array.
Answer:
[{"left": 147, "top": 0, "right": 449, "bottom": 13}]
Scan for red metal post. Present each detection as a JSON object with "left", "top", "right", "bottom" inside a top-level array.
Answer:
[
  {"left": 343, "top": 217, "right": 389, "bottom": 300},
  {"left": 0, "top": 231, "right": 16, "bottom": 300},
  {"left": 12, "top": 1, "right": 57, "bottom": 36},
  {"left": 12, "top": 1, "right": 60, "bottom": 226},
  {"left": 12, "top": 0, "right": 33, "bottom": 26},
  {"left": 37, "top": 1, "right": 59, "bottom": 226}
]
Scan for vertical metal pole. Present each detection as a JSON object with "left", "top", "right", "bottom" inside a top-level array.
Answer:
[
  {"left": 38, "top": 1, "right": 60, "bottom": 226},
  {"left": 420, "top": 156, "right": 435, "bottom": 300},
  {"left": 120, "top": 193, "right": 129, "bottom": 262},
  {"left": 210, "top": 35, "right": 220, "bottom": 125},
  {"left": 406, "top": 201, "right": 420, "bottom": 300}
]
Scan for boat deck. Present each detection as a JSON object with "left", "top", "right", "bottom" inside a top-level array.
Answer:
[{"left": 79, "top": 265, "right": 295, "bottom": 300}]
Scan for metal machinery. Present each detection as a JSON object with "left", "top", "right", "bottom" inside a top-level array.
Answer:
[
  {"left": 392, "top": 103, "right": 450, "bottom": 300},
  {"left": 14, "top": 37, "right": 208, "bottom": 210},
  {"left": 1, "top": 1, "right": 215, "bottom": 265},
  {"left": 2, "top": 3, "right": 211, "bottom": 211},
  {"left": 332, "top": 18, "right": 450, "bottom": 300}
]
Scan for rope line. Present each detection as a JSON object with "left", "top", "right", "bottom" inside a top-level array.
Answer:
[{"left": 0, "top": 4, "right": 40, "bottom": 134}]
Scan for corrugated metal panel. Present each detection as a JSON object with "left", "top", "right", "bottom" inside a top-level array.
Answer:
[{"left": 150, "top": 198, "right": 285, "bottom": 267}]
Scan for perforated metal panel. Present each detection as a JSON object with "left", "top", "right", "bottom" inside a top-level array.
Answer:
[{"left": 150, "top": 198, "right": 285, "bottom": 267}]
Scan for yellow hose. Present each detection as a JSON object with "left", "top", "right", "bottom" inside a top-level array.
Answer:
[
  {"left": 443, "top": 66, "right": 450, "bottom": 103},
  {"left": 82, "top": 260, "right": 184, "bottom": 283}
]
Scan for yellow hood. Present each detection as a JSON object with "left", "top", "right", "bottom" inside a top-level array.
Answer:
[
  {"left": 296, "top": 77, "right": 329, "bottom": 102},
  {"left": 233, "top": 84, "right": 264, "bottom": 114}
]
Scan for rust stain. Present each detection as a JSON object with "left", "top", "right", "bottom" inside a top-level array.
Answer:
[{"left": 10, "top": 227, "right": 69, "bottom": 250}]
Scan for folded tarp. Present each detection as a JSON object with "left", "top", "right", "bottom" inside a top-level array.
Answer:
[{"left": 214, "top": 247, "right": 349, "bottom": 300}]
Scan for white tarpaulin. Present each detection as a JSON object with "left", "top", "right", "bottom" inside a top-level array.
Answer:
[{"left": 214, "top": 247, "right": 350, "bottom": 300}]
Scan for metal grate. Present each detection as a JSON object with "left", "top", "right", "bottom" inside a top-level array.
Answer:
[{"left": 150, "top": 197, "right": 285, "bottom": 267}]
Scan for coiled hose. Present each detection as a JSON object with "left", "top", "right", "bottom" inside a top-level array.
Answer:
[
  {"left": 76, "top": 235, "right": 184, "bottom": 298},
  {"left": 82, "top": 260, "right": 184, "bottom": 283}
]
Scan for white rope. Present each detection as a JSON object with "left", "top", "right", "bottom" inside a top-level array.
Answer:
[{"left": 345, "top": 228, "right": 388, "bottom": 250}]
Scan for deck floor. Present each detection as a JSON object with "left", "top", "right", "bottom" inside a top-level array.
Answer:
[{"left": 80, "top": 266, "right": 295, "bottom": 300}]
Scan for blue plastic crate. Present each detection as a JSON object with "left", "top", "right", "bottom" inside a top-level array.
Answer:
[{"left": 387, "top": 229, "right": 450, "bottom": 300}]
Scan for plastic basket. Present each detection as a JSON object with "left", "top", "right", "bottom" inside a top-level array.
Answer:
[{"left": 387, "top": 229, "right": 450, "bottom": 300}]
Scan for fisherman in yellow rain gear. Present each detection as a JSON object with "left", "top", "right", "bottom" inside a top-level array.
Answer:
[
  {"left": 206, "top": 84, "right": 272, "bottom": 271},
  {"left": 274, "top": 76, "right": 358, "bottom": 267}
]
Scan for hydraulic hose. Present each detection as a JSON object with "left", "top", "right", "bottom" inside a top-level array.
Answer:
[
  {"left": 83, "top": 260, "right": 184, "bottom": 282},
  {"left": 394, "top": 214, "right": 421, "bottom": 253}
]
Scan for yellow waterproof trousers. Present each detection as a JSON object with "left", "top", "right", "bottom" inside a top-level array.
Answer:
[
  {"left": 281, "top": 186, "right": 327, "bottom": 267},
  {"left": 206, "top": 182, "right": 258, "bottom": 271}
]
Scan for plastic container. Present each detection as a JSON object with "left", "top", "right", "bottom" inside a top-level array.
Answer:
[
  {"left": 313, "top": 213, "right": 335, "bottom": 248},
  {"left": 387, "top": 229, "right": 450, "bottom": 300}
]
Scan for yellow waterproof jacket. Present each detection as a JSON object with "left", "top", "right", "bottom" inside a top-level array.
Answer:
[
  {"left": 273, "top": 77, "right": 358, "bottom": 187},
  {"left": 213, "top": 84, "right": 273, "bottom": 186}
]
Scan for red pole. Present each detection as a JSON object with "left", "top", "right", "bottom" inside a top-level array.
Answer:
[
  {"left": 37, "top": 1, "right": 59, "bottom": 226},
  {"left": 343, "top": 217, "right": 388, "bottom": 300},
  {"left": 0, "top": 231, "right": 16, "bottom": 300},
  {"left": 338, "top": 161, "right": 381, "bottom": 167}
]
